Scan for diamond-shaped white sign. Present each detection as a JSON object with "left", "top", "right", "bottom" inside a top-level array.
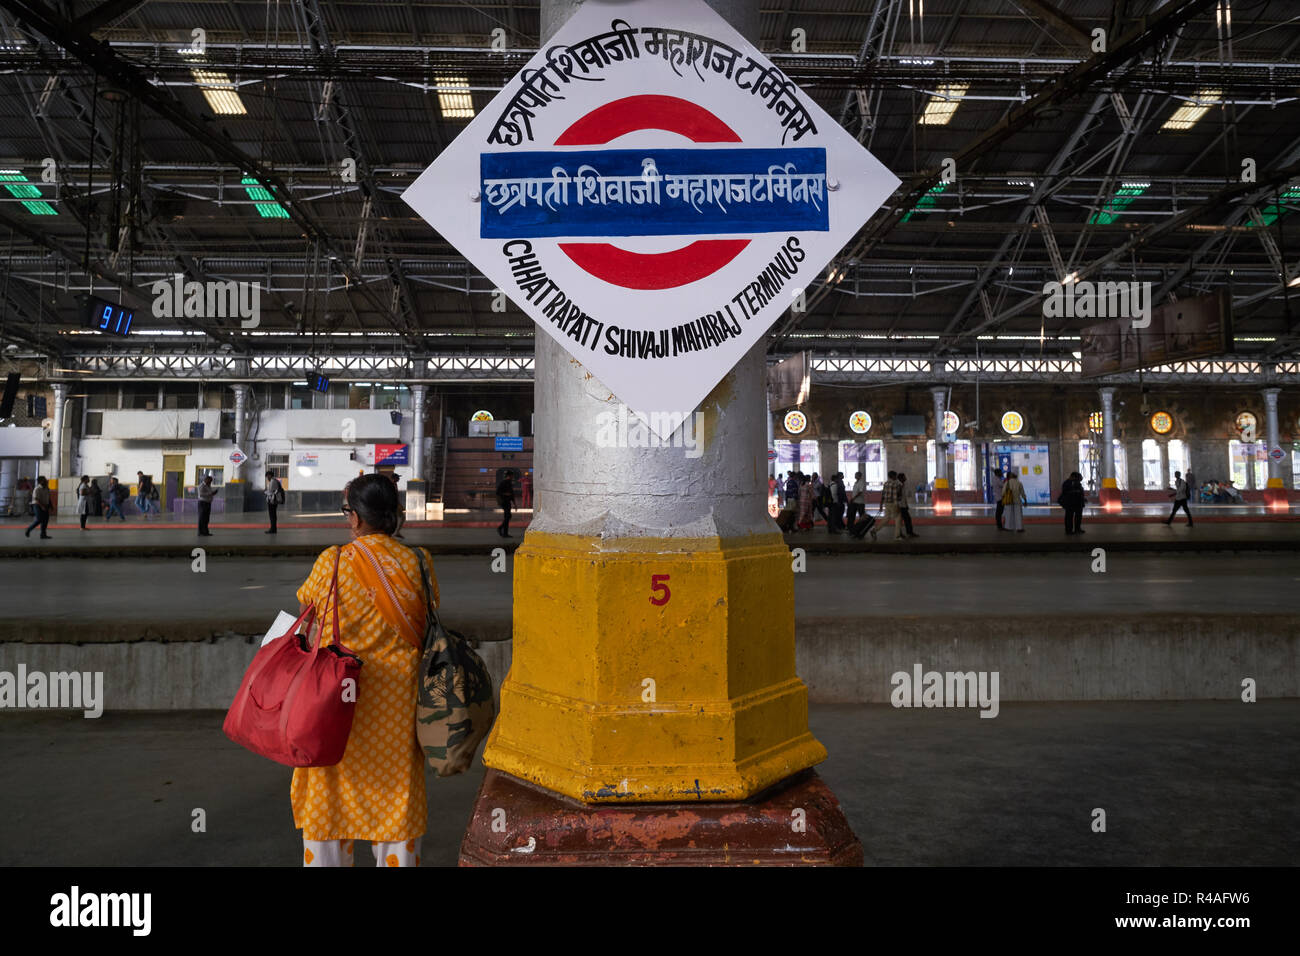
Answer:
[{"left": 403, "top": 0, "right": 900, "bottom": 426}]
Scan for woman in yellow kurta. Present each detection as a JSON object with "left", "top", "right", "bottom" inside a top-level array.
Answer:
[{"left": 291, "top": 474, "right": 439, "bottom": 867}]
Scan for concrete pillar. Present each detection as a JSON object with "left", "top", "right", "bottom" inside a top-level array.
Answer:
[
  {"left": 930, "top": 386, "right": 952, "bottom": 513},
  {"left": 50, "top": 382, "right": 67, "bottom": 480},
  {"left": 411, "top": 384, "right": 428, "bottom": 481},
  {"left": 1262, "top": 387, "right": 1286, "bottom": 510},
  {"left": 1158, "top": 440, "right": 1170, "bottom": 490},
  {"left": 766, "top": 390, "right": 774, "bottom": 479},
  {"left": 461, "top": 0, "right": 856, "bottom": 867},
  {"left": 231, "top": 385, "right": 250, "bottom": 484},
  {"left": 0, "top": 457, "right": 17, "bottom": 516},
  {"left": 1098, "top": 387, "right": 1121, "bottom": 510},
  {"left": 818, "top": 439, "right": 839, "bottom": 480}
]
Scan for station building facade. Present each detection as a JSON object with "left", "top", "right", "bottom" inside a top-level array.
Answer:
[{"left": 774, "top": 382, "right": 1299, "bottom": 503}]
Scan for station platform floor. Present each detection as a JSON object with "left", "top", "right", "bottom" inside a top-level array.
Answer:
[
  {"left": 1, "top": 700, "right": 1294, "bottom": 866},
  {"left": 0, "top": 505, "right": 1296, "bottom": 558}
]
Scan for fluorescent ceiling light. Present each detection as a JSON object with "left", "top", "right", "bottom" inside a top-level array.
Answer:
[
  {"left": 918, "top": 82, "right": 968, "bottom": 126},
  {"left": 435, "top": 76, "right": 474, "bottom": 118},
  {"left": 1289, "top": 276, "right": 1300, "bottom": 287},
  {"left": 1090, "top": 182, "right": 1149, "bottom": 225},
  {"left": 1161, "top": 89, "right": 1221, "bottom": 131},
  {"left": 1062, "top": 271, "right": 1078, "bottom": 284},
  {"left": 180, "top": 51, "right": 247, "bottom": 115},
  {"left": 241, "top": 177, "right": 290, "bottom": 219},
  {"left": 0, "top": 169, "right": 57, "bottom": 215}
]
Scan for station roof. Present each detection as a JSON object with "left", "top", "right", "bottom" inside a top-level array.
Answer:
[{"left": 0, "top": 0, "right": 1297, "bottom": 372}]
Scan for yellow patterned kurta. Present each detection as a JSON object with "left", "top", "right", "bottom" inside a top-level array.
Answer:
[{"left": 290, "top": 534, "right": 440, "bottom": 842}]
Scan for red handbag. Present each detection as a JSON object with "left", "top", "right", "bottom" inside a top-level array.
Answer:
[{"left": 223, "top": 549, "right": 363, "bottom": 767}]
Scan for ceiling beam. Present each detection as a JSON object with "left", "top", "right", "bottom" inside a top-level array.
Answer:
[
  {"left": 0, "top": 0, "right": 423, "bottom": 349},
  {"left": 1014, "top": 0, "right": 1092, "bottom": 50},
  {"left": 774, "top": 0, "right": 1223, "bottom": 347}
]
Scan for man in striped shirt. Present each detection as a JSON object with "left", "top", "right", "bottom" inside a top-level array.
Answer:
[{"left": 872, "top": 470, "right": 906, "bottom": 541}]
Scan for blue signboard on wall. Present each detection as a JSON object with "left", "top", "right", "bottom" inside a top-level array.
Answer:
[{"left": 495, "top": 436, "right": 524, "bottom": 451}]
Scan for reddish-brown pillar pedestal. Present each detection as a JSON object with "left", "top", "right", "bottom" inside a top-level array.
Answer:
[{"left": 460, "top": 768, "right": 862, "bottom": 866}]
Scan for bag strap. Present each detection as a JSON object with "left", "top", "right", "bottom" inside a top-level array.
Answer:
[
  {"left": 308, "top": 547, "right": 342, "bottom": 649},
  {"left": 413, "top": 547, "right": 445, "bottom": 638}
]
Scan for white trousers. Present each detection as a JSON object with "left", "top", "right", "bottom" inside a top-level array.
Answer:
[{"left": 302, "top": 836, "right": 422, "bottom": 867}]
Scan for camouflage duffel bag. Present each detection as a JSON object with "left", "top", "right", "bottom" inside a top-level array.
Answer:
[{"left": 413, "top": 549, "right": 496, "bottom": 776}]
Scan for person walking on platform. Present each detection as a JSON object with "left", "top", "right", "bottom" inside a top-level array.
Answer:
[
  {"left": 828, "top": 472, "right": 847, "bottom": 533},
  {"left": 846, "top": 471, "right": 865, "bottom": 528},
  {"left": 265, "top": 470, "right": 284, "bottom": 534},
  {"left": 991, "top": 468, "right": 1007, "bottom": 530},
  {"left": 1003, "top": 470, "right": 1028, "bottom": 532},
  {"left": 1059, "top": 471, "right": 1086, "bottom": 534},
  {"left": 872, "top": 470, "right": 905, "bottom": 541},
  {"left": 496, "top": 469, "right": 515, "bottom": 538},
  {"left": 1165, "top": 470, "right": 1194, "bottom": 527},
  {"left": 197, "top": 473, "right": 215, "bottom": 536},
  {"left": 90, "top": 479, "right": 104, "bottom": 521},
  {"left": 897, "top": 471, "right": 919, "bottom": 537},
  {"left": 136, "top": 471, "right": 158, "bottom": 520},
  {"left": 75, "top": 475, "right": 92, "bottom": 530},
  {"left": 785, "top": 471, "right": 800, "bottom": 508},
  {"left": 106, "top": 476, "right": 126, "bottom": 521},
  {"left": 795, "top": 474, "right": 814, "bottom": 531},
  {"left": 810, "top": 473, "right": 829, "bottom": 526},
  {"left": 24, "top": 476, "right": 51, "bottom": 539},
  {"left": 294, "top": 475, "right": 436, "bottom": 867}
]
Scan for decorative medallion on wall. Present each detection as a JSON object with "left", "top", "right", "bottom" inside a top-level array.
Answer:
[
  {"left": 470, "top": 410, "right": 494, "bottom": 422},
  {"left": 942, "top": 410, "right": 960, "bottom": 435},
  {"left": 784, "top": 410, "right": 808, "bottom": 435},
  {"left": 849, "top": 410, "right": 872, "bottom": 434},
  {"left": 1001, "top": 410, "right": 1024, "bottom": 435},
  {"left": 1088, "top": 411, "right": 1104, "bottom": 432},
  {"left": 1150, "top": 411, "right": 1173, "bottom": 435},
  {"left": 1235, "top": 411, "right": 1257, "bottom": 440}
]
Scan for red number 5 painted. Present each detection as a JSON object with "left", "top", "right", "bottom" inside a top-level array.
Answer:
[{"left": 649, "top": 574, "right": 671, "bottom": 606}]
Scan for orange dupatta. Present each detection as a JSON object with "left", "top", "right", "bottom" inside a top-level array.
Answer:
[{"left": 345, "top": 536, "right": 428, "bottom": 651}]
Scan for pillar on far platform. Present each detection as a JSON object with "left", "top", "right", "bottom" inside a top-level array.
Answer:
[
  {"left": 1262, "top": 387, "right": 1287, "bottom": 511},
  {"left": 930, "top": 386, "right": 952, "bottom": 514},
  {"left": 50, "top": 382, "right": 67, "bottom": 480},
  {"left": 1098, "top": 387, "right": 1121, "bottom": 511},
  {"left": 411, "top": 384, "right": 428, "bottom": 481},
  {"left": 231, "top": 385, "right": 250, "bottom": 486},
  {"left": 459, "top": 0, "right": 859, "bottom": 867}
]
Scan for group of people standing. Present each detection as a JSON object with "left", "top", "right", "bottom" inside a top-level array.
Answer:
[
  {"left": 774, "top": 469, "right": 920, "bottom": 540},
  {"left": 24, "top": 473, "right": 135, "bottom": 538},
  {"left": 990, "top": 467, "right": 1030, "bottom": 532}
]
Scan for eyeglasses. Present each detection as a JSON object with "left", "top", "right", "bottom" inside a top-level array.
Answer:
[{"left": 340, "top": 505, "right": 354, "bottom": 515}]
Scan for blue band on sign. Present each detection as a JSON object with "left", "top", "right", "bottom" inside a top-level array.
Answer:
[{"left": 480, "top": 147, "right": 829, "bottom": 238}]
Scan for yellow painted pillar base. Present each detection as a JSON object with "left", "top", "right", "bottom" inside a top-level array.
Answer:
[
  {"left": 1264, "top": 477, "right": 1289, "bottom": 511},
  {"left": 482, "top": 530, "right": 826, "bottom": 803},
  {"left": 931, "top": 477, "right": 952, "bottom": 514},
  {"left": 1099, "top": 476, "right": 1123, "bottom": 512}
]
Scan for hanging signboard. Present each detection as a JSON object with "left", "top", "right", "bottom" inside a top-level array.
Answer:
[{"left": 403, "top": 0, "right": 900, "bottom": 434}]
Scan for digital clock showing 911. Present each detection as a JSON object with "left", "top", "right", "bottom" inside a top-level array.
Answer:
[{"left": 86, "top": 297, "right": 135, "bottom": 336}]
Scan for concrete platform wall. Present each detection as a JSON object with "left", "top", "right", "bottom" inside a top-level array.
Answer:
[{"left": 2, "top": 614, "right": 1295, "bottom": 711}]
